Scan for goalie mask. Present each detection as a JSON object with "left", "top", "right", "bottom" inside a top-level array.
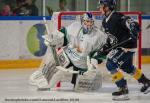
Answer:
[{"left": 81, "top": 12, "right": 94, "bottom": 34}]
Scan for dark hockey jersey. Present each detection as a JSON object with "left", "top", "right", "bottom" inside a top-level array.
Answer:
[{"left": 102, "top": 11, "right": 137, "bottom": 49}]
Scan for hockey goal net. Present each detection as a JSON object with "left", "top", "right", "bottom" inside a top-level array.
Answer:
[{"left": 50, "top": 11, "right": 142, "bottom": 87}]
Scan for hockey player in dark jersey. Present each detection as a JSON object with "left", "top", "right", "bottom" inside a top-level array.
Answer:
[{"left": 97, "top": 0, "right": 150, "bottom": 100}]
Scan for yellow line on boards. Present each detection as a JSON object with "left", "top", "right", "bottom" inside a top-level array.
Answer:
[
  {"left": 0, "top": 56, "right": 150, "bottom": 69},
  {"left": 0, "top": 59, "right": 42, "bottom": 69},
  {"left": 142, "top": 56, "right": 150, "bottom": 64}
]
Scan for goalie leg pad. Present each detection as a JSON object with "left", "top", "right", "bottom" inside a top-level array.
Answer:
[
  {"left": 28, "top": 69, "right": 43, "bottom": 85},
  {"left": 35, "top": 74, "right": 49, "bottom": 89},
  {"left": 42, "top": 61, "right": 59, "bottom": 83},
  {"left": 33, "top": 60, "right": 59, "bottom": 89},
  {"left": 48, "top": 70, "right": 65, "bottom": 88},
  {"left": 36, "top": 66, "right": 65, "bottom": 89},
  {"left": 36, "top": 64, "right": 76, "bottom": 89},
  {"left": 74, "top": 69, "right": 102, "bottom": 92}
]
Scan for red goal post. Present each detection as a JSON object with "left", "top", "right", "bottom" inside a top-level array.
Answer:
[{"left": 56, "top": 11, "right": 142, "bottom": 69}]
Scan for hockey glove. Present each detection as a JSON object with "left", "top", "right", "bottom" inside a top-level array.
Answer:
[
  {"left": 130, "top": 22, "right": 141, "bottom": 41},
  {"left": 42, "top": 35, "right": 55, "bottom": 46},
  {"left": 93, "top": 50, "right": 107, "bottom": 64},
  {"left": 42, "top": 30, "right": 64, "bottom": 48},
  {"left": 107, "top": 34, "right": 118, "bottom": 46}
]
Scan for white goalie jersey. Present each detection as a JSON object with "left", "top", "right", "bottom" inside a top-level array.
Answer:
[{"left": 64, "top": 22, "right": 107, "bottom": 69}]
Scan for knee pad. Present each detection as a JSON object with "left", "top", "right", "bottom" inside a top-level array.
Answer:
[
  {"left": 106, "top": 59, "right": 118, "bottom": 73},
  {"left": 112, "top": 71, "right": 124, "bottom": 83},
  {"left": 133, "top": 68, "right": 142, "bottom": 80}
]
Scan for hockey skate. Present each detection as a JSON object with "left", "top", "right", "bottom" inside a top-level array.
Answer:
[
  {"left": 112, "top": 87, "right": 129, "bottom": 101},
  {"left": 140, "top": 80, "right": 150, "bottom": 94}
]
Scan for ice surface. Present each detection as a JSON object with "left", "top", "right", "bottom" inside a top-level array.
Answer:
[{"left": 0, "top": 64, "right": 150, "bottom": 103}]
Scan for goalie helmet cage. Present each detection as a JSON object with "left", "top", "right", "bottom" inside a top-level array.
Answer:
[{"left": 55, "top": 11, "right": 142, "bottom": 87}]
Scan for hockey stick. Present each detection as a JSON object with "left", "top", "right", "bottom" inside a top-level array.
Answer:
[
  {"left": 57, "top": 66, "right": 79, "bottom": 74},
  {"left": 35, "top": 17, "right": 61, "bottom": 88},
  {"left": 43, "top": 17, "right": 59, "bottom": 65},
  {"left": 105, "top": 37, "right": 132, "bottom": 52},
  {"left": 90, "top": 37, "right": 132, "bottom": 58}
]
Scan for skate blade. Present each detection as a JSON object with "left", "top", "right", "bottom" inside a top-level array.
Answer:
[
  {"left": 112, "top": 94, "right": 130, "bottom": 101},
  {"left": 144, "top": 87, "right": 150, "bottom": 94}
]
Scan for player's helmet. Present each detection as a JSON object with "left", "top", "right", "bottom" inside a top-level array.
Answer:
[
  {"left": 81, "top": 12, "right": 94, "bottom": 34},
  {"left": 98, "top": 0, "right": 116, "bottom": 10}
]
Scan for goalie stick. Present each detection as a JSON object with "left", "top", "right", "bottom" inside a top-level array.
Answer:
[{"left": 43, "top": 17, "right": 59, "bottom": 65}]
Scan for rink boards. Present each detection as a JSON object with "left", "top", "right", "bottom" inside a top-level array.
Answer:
[{"left": 0, "top": 16, "right": 150, "bottom": 69}]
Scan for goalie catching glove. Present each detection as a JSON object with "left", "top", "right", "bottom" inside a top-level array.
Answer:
[{"left": 42, "top": 30, "right": 64, "bottom": 48}]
